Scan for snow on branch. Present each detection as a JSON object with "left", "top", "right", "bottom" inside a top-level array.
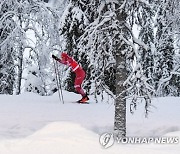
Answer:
[
  {"left": 137, "top": 0, "right": 151, "bottom": 7},
  {"left": 124, "top": 63, "right": 154, "bottom": 115},
  {"left": 125, "top": 23, "right": 149, "bottom": 51}
]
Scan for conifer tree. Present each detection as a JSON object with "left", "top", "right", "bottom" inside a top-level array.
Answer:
[
  {"left": 60, "top": 0, "right": 91, "bottom": 93},
  {"left": 0, "top": 0, "right": 16, "bottom": 94},
  {"left": 154, "top": 0, "right": 177, "bottom": 96}
]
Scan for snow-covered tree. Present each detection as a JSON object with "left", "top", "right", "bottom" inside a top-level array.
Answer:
[
  {"left": 60, "top": 0, "right": 91, "bottom": 93},
  {"left": 153, "top": 0, "right": 174, "bottom": 96},
  {"left": 0, "top": 0, "right": 16, "bottom": 94},
  {"left": 135, "top": 0, "right": 155, "bottom": 88},
  {"left": 153, "top": 0, "right": 180, "bottom": 96},
  {"left": 60, "top": 0, "right": 156, "bottom": 137},
  {"left": 22, "top": 0, "right": 63, "bottom": 95},
  {"left": 130, "top": 0, "right": 180, "bottom": 97},
  {"left": 0, "top": 0, "right": 64, "bottom": 95},
  {"left": 75, "top": 0, "right": 117, "bottom": 99}
]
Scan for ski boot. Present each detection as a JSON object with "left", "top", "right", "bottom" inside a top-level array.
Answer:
[{"left": 78, "top": 95, "right": 89, "bottom": 103}]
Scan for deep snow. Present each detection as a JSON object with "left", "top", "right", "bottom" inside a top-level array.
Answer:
[{"left": 0, "top": 91, "right": 180, "bottom": 154}]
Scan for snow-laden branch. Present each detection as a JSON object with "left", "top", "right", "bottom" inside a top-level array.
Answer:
[
  {"left": 0, "top": 11, "right": 16, "bottom": 25},
  {"left": 0, "top": 26, "right": 18, "bottom": 46},
  {"left": 137, "top": 0, "right": 151, "bottom": 7},
  {"left": 125, "top": 23, "right": 149, "bottom": 51}
]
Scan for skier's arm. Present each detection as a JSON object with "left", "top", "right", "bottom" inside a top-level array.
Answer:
[
  {"left": 52, "top": 55, "right": 68, "bottom": 65},
  {"left": 58, "top": 59, "right": 68, "bottom": 65}
]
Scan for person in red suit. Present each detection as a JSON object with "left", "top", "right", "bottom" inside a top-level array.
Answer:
[{"left": 52, "top": 53, "right": 89, "bottom": 103}]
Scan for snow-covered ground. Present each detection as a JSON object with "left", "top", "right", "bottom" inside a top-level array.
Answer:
[{"left": 0, "top": 91, "right": 180, "bottom": 154}]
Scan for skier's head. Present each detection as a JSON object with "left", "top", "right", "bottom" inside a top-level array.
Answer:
[{"left": 61, "top": 52, "right": 68, "bottom": 61}]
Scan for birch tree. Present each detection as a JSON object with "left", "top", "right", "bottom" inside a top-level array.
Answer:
[{"left": 0, "top": 0, "right": 63, "bottom": 95}]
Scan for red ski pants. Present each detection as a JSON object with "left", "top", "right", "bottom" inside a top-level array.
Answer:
[{"left": 74, "top": 68, "right": 86, "bottom": 97}]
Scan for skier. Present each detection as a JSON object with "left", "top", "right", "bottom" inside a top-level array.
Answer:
[{"left": 52, "top": 53, "right": 89, "bottom": 103}]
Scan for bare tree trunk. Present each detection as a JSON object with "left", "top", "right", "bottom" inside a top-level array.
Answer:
[
  {"left": 16, "top": 16, "right": 23, "bottom": 95},
  {"left": 16, "top": 47, "right": 23, "bottom": 95},
  {"left": 114, "top": 0, "right": 128, "bottom": 137},
  {"left": 114, "top": 52, "right": 127, "bottom": 137}
]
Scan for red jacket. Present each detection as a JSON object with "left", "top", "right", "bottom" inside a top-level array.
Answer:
[{"left": 58, "top": 54, "right": 81, "bottom": 72}]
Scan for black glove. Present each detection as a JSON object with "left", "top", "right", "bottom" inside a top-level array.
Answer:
[{"left": 52, "top": 54, "right": 59, "bottom": 61}]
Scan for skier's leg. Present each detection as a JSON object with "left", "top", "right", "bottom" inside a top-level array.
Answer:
[
  {"left": 74, "top": 70, "right": 86, "bottom": 97},
  {"left": 74, "top": 85, "right": 86, "bottom": 97}
]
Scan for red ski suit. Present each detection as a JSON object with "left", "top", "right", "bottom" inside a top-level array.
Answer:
[{"left": 58, "top": 53, "right": 86, "bottom": 97}]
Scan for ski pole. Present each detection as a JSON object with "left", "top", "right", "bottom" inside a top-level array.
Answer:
[
  {"left": 53, "top": 58, "right": 63, "bottom": 103},
  {"left": 56, "top": 60, "right": 65, "bottom": 104}
]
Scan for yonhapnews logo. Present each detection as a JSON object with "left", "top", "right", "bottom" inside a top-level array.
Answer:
[
  {"left": 99, "top": 132, "right": 179, "bottom": 148},
  {"left": 99, "top": 133, "right": 115, "bottom": 148}
]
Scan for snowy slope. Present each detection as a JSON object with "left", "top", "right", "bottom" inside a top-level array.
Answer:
[
  {"left": 0, "top": 91, "right": 180, "bottom": 154},
  {"left": 0, "top": 122, "right": 180, "bottom": 154}
]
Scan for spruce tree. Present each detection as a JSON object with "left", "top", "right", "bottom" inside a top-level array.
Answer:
[
  {"left": 0, "top": 0, "right": 16, "bottom": 94},
  {"left": 154, "top": 0, "right": 176, "bottom": 96},
  {"left": 137, "top": 0, "right": 155, "bottom": 88},
  {"left": 60, "top": 0, "right": 91, "bottom": 93}
]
